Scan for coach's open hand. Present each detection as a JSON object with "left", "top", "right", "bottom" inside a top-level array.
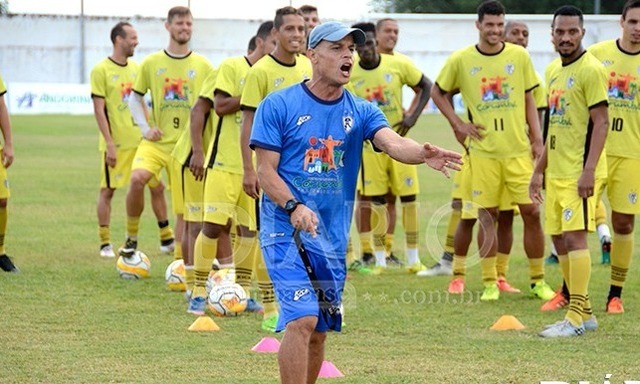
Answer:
[{"left": 422, "top": 143, "right": 463, "bottom": 178}]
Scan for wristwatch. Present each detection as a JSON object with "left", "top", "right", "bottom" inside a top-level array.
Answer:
[{"left": 283, "top": 199, "right": 302, "bottom": 216}]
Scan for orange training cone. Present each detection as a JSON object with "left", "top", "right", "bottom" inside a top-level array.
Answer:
[
  {"left": 251, "top": 337, "right": 281, "bottom": 353},
  {"left": 188, "top": 316, "right": 220, "bottom": 331},
  {"left": 317, "top": 361, "right": 344, "bottom": 378},
  {"left": 490, "top": 315, "right": 525, "bottom": 330}
]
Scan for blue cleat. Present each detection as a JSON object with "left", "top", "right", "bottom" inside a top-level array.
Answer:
[
  {"left": 245, "top": 298, "right": 264, "bottom": 314},
  {"left": 187, "top": 295, "right": 207, "bottom": 316}
]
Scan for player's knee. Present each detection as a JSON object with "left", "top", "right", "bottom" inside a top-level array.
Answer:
[
  {"left": 451, "top": 198, "right": 462, "bottom": 211},
  {"left": 285, "top": 315, "right": 318, "bottom": 337},
  {"left": 202, "top": 221, "right": 226, "bottom": 239},
  {"left": 130, "top": 171, "right": 150, "bottom": 189},
  {"left": 612, "top": 212, "right": 635, "bottom": 235},
  {"left": 0, "top": 198, "right": 8, "bottom": 208}
]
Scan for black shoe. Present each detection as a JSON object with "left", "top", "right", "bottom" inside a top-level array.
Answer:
[
  {"left": 119, "top": 238, "right": 138, "bottom": 258},
  {"left": 361, "top": 252, "right": 375, "bottom": 266},
  {"left": 386, "top": 253, "right": 404, "bottom": 267},
  {"left": 0, "top": 254, "right": 19, "bottom": 273}
]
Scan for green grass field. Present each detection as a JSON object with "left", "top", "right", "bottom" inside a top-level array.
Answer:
[{"left": 1, "top": 114, "right": 639, "bottom": 383}]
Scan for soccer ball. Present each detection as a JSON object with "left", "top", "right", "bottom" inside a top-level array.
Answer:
[
  {"left": 116, "top": 250, "right": 151, "bottom": 279},
  {"left": 207, "top": 282, "right": 247, "bottom": 317},
  {"left": 165, "top": 259, "right": 186, "bottom": 291},
  {"left": 205, "top": 268, "right": 236, "bottom": 295}
]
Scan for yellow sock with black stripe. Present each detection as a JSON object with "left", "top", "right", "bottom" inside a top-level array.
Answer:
[
  {"left": 495, "top": 252, "right": 509, "bottom": 278},
  {"left": 402, "top": 201, "right": 418, "bottom": 251},
  {"left": 452, "top": 255, "right": 466, "bottom": 278},
  {"left": 126, "top": 216, "right": 140, "bottom": 239},
  {"left": 0, "top": 206, "right": 7, "bottom": 254},
  {"left": 444, "top": 209, "right": 461, "bottom": 255},
  {"left": 480, "top": 256, "right": 497, "bottom": 285},
  {"left": 98, "top": 225, "right": 110, "bottom": 248},
  {"left": 384, "top": 233, "right": 394, "bottom": 255},
  {"left": 254, "top": 247, "right": 277, "bottom": 317},
  {"left": 234, "top": 236, "right": 256, "bottom": 297},
  {"left": 610, "top": 233, "right": 633, "bottom": 294},
  {"left": 193, "top": 233, "right": 217, "bottom": 298},
  {"left": 158, "top": 220, "right": 174, "bottom": 242},
  {"left": 359, "top": 232, "right": 373, "bottom": 254},
  {"left": 184, "top": 265, "right": 194, "bottom": 293},
  {"left": 582, "top": 294, "right": 593, "bottom": 320},
  {"left": 527, "top": 257, "right": 545, "bottom": 284},
  {"left": 566, "top": 249, "right": 591, "bottom": 326},
  {"left": 173, "top": 241, "right": 183, "bottom": 261}
]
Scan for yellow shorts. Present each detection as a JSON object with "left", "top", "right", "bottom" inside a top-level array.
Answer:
[
  {"left": 360, "top": 148, "right": 419, "bottom": 197},
  {"left": 607, "top": 156, "right": 640, "bottom": 215},
  {"left": 0, "top": 160, "right": 10, "bottom": 199},
  {"left": 470, "top": 153, "right": 533, "bottom": 209},
  {"left": 100, "top": 149, "right": 135, "bottom": 189},
  {"left": 203, "top": 169, "right": 257, "bottom": 231},
  {"left": 132, "top": 140, "right": 172, "bottom": 182},
  {"left": 544, "top": 178, "right": 600, "bottom": 235}
]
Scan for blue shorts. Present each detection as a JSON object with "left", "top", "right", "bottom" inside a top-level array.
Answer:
[{"left": 262, "top": 238, "right": 346, "bottom": 333}]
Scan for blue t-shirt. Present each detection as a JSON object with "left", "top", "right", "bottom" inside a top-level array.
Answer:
[{"left": 250, "top": 81, "right": 388, "bottom": 257}]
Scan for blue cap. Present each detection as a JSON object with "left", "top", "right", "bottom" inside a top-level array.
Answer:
[{"left": 308, "top": 21, "right": 366, "bottom": 49}]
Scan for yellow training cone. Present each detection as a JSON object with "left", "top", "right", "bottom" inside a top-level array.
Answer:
[
  {"left": 188, "top": 316, "right": 220, "bottom": 331},
  {"left": 490, "top": 315, "right": 525, "bottom": 331}
]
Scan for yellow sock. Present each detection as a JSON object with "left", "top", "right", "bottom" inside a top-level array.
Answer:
[
  {"left": 126, "top": 216, "right": 140, "bottom": 238},
  {"left": 193, "top": 233, "right": 217, "bottom": 297},
  {"left": 174, "top": 241, "right": 183, "bottom": 261},
  {"left": 528, "top": 257, "right": 545, "bottom": 284},
  {"left": 158, "top": 221, "right": 174, "bottom": 242},
  {"left": 184, "top": 265, "right": 194, "bottom": 292},
  {"left": 359, "top": 231, "right": 373, "bottom": 254},
  {"left": 496, "top": 252, "right": 509, "bottom": 278},
  {"left": 558, "top": 254, "right": 570, "bottom": 290},
  {"left": 371, "top": 203, "right": 387, "bottom": 254},
  {"left": 480, "top": 256, "right": 497, "bottom": 285},
  {"left": 384, "top": 233, "right": 394, "bottom": 255},
  {"left": 445, "top": 209, "right": 461, "bottom": 255},
  {"left": 582, "top": 294, "right": 593, "bottom": 320},
  {"left": 254, "top": 247, "right": 277, "bottom": 317},
  {"left": 0, "top": 206, "right": 7, "bottom": 254},
  {"left": 452, "top": 255, "right": 466, "bottom": 278},
  {"left": 234, "top": 236, "right": 256, "bottom": 296},
  {"left": 402, "top": 201, "right": 418, "bottom": 250},
  {"left": 98, "top": 225, "right": 110, "bottom": 247},
  {"left": 346, "top": 236, "right": 355, "bottom": 265},
  {"left": 611, "top": 232, "right": 634, "bottom": 288},
  {"left": 566, "top": 249, "right": 591, "bottom": 326}
]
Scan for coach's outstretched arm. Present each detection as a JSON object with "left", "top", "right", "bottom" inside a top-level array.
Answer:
[{"left": 372, "top": 127, "right": 462, "bottom": 178}]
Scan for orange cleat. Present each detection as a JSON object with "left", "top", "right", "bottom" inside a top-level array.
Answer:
[
  {"left": 497, "top": 277, "right": 521, "bottom": 293},
  {"left": 606, "top": 297, "right": 624, "bottom": 314},
  {"left": 540, "top": 290, "right": 569, "bottom": 312},
  {"left": 448, "top": 278, "right": 465, "bottom": 294}
]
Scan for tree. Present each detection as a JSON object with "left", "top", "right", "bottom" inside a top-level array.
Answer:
[
  {"left": 370, "top": 0, "right": 627, "bottom": 14},
  {"left": 0, "top": 0, "right": 8, "bottom": 15}
]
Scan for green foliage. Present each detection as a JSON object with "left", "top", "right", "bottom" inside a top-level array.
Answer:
[
  {"left": 370, "top": 0, "right": 628, "bottom": 14},
  {"left": 1, "top": 115, "right": 639, "bottom": 383}
]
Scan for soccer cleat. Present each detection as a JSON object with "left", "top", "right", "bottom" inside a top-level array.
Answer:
[
  {"left": 530, "top": 281, "right": 556, "bottom": 301},
  {"left": 600, "top": 236, "right": 612, "bottom": 265},
  {"left": 119, "top": 238, "right": 137, "bottom": 258},
  {"left": 0, "top": 254, "right": 18, "bottom": 273},
  {"left": 545, "top": 253, "right": 559, "bottom": 264},
  {"left": 245, "top": 298, "right": 264, "bottom": 314},
  {"left": 361, "top": 252, "right": 375, "bottom": 266},
  {"left": 261, "top": 315, "right": 278, "bottom": 333},
  {"left": 416, "top": 262, "right": 453, "bottom": 277},
  {"left": 99, "top": 244, "right": 116, "bottom": 258},
  {"left": 540, "top": 291, "right": 569, "bottom": 311},
  {"left": 386, "top": 253, "right": 404, "bottom": 267},
  {"left": 606, "top": 297, "right": 624, "bottom": 314},
  {"left": 160, "top": 238, "right": 175, "bottom": 254},
  {"left": 407, "top": 262, "right": 427, "bottom": 274},
  {"left": 538, "top": 319, "right": 585, "bottom": 338},
  {"left": 497, "top": 277, "right": 521, "bottom": 293},
  {"left": 348, "top": 260, "right": 373, "bottom": 275},
  {"left": 480, "top": 284, "right": 500, "bottom": 301},
  {"left": 543, "top": 316, "right": 598, "bottom": 332},
  {"left": 187, "top": 295, "right": 207, "bottom": 316},
  {"left": 448, "top": 278, "right": 465, "bottom": 294}
]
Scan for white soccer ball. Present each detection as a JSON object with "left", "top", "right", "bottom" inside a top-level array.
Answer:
[
  {"left": 116, "top": 250, "right": 151, "bottom": 279},
  {"left": 205, "top": 268, "right": 236, "bottom": 295},
  {"left": 207, "top": 282, "right": 247, "bottom": 317},
  {"left": 165, "top": 259, "right": 186, "bottom": 291}
]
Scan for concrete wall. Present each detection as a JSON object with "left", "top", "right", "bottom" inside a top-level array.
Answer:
[{"left": 0, "top": 13, "right": 621, "bottom": 84}]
